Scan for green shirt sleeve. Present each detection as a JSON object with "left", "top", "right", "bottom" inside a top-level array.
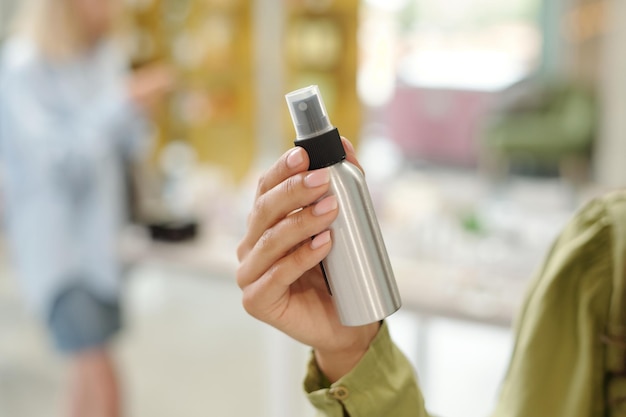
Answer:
[
  {"left": 491, "top": 191, "right": 626, "bottom": 417},
  {"left": 302, "top": 191, "right": 626, "bottom": 417},
  {"left": 304, "top": 321, "right": 430, "bottom": 417}
]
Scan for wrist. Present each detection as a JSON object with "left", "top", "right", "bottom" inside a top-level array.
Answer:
[{"left": 314, "top": 321, "right": 381, "bottom": 383}]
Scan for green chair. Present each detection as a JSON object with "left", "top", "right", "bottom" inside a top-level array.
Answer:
[{"left": 482, "top": 78, "right": 597, "bottom": 181}]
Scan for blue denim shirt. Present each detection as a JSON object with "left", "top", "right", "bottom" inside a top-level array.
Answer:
[{"left": 0, "top": 37, "right": 149, "bottom": 316}]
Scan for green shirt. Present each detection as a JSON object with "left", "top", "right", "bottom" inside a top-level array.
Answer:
[{"left": 304, "top": 191, "right": 626, "bottom": 417}]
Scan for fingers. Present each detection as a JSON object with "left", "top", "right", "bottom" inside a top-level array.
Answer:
[
  {"left": 241, "top": 230, "right": 332, "bottom": 320},
  {"left": 249, "top": 167, "right": 330, "bottom": 242},
  {"left": 237, "top": 137, "right": 361, "bottom": 302},
  {"left": 255, "top": 137, "right": 360, "bottom": 201},
  {"left": 238, "top": 156, "right": 331, "bottom": 263},
  {"left": 255, "top": 147, "right": 309, "bottom": 199},
  {"left": 237, "top": 195, "right": 338, "bottom": 290}
]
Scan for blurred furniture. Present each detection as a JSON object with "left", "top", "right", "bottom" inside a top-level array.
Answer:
[
  {"left": 127, "top": 0, "right": 255, "bottom": 183},
  {"left": 482, "top": 77, "right": 597, "bottom": 180}
]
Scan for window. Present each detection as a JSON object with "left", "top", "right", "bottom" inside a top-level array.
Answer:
[{"left": 359, "top": 0, "right": 541, "bottom": 105}]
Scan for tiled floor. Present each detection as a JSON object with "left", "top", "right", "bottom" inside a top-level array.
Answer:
[{"left": 0, "top": 261, "right": 316, "bottom": 417}]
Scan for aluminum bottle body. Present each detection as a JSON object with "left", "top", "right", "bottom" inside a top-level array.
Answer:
[{"left": 323, "top": 160, "right": 402, "bottom": 326}]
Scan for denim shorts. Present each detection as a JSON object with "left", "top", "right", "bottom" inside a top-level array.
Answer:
[{"left": 47, "top": 284, "right": 121, "bottom": 354}]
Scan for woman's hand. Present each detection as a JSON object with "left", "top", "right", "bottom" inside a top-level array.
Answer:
[{"left": 236, "top": 138, "right": 380, "bottom": 382}]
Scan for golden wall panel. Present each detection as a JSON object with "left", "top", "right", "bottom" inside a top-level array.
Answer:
[
  {"left": 127, "top": 0, "right": 254, "bottom": 182},
  {"left": 126, "top": 0, "right": 359, "bottom": 180}
]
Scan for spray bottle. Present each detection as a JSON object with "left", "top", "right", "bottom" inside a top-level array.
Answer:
[{"left": 285, "top": 85, "right": 401, "bottom": 326}]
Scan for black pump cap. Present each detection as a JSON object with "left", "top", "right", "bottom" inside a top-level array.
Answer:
[{"left": 294, "top": 128, "right": 346, "bottom": 170}]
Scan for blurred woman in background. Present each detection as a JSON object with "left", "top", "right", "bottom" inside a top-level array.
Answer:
[{"left": 0, "top": 0, "right": 172, "bottom": 416}]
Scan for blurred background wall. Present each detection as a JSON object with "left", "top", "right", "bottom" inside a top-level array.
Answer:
[
  {"left": 596, "top": 0, "right": 626, "bottom": 187},
  {"left": 117, "top": 0, "right": 624, "bottom": 189},
  {"left": 0, "top": 1, "right": 625, "bottom": 417},
  {"left": 2, "top": 0, "right": 620, "bottom": 187},
  {"left": 122, "top": 0, "right": 360, "bottom": 184},
  {"left": 0, "top": 0, "right": 17, "bottom": 38}
]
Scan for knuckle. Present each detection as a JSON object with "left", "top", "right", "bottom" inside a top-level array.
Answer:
[
  {"left": 252, "top": 195, "right": 269, "bottom": 223},
  {"left": 256, "top": 173, "right": 269, "bottom": 196},
  {"left": 283, "top": 174, "right": 301, "bottom": 198},
  {"left": 235, "top": 259, "right": 255, "bottom": 290},
  {"left": 235, "top": 267, "right": 246, "bottom": 289},
  {"left": 236, "top": 239, "right": 248, "bottom": 263},
  {"left": 290, "top": 244, "right": 312, "bottom": 271},
  {"left": 235, "top": 265, "right": 244, "bottom": 289},
  {"left": 241, "top": 289, "right": 258, "bottom": 316},
  {"left": 257, "top": 227, "right": 276, "bottom": 252},
  {"left": 288, "top": 209, "right": 306, "bottom": 230}
]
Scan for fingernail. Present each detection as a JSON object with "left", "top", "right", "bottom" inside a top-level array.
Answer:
[
  {"left": 311, "top": 230, "right": 331, "bottom": 250},
  {"left": 312, "top": 195, "right": 337, "bottom": 216},
  {"left": 304, "top": 169, "right": 330, "bottom": 188},
  {"left": 287, "top": 148, "right": 305, "bottom": 169}
]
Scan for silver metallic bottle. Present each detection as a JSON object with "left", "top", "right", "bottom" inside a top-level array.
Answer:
[{"left": 285, "top": 85, "right": 402, "bottom": 326}]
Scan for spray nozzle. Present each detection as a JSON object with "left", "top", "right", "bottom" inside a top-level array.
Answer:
[{"left": 285, "top": 85, "right": 334, "bottom": 140}]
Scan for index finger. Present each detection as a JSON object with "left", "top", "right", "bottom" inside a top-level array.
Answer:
[
  {"left": 258, "top": 138, "right": 361, "bottom": 199},
  {"left": 256, "top": 147, "right": 310, "bottom": 199}
]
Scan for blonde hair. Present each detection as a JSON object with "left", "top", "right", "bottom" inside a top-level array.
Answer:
[{"left": 12, "top": 0, "right": 126, "bottom": 60}]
